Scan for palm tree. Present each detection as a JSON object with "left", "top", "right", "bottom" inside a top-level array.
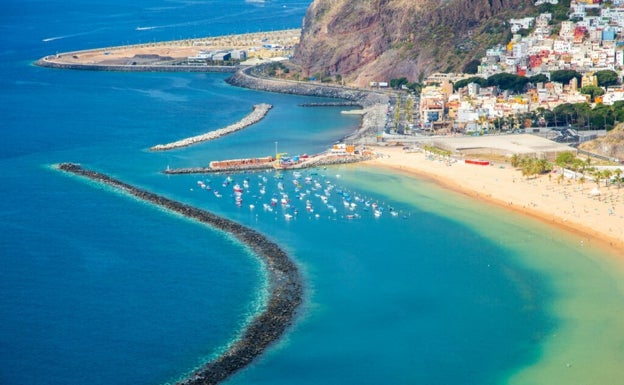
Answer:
[
  {"left": 614, "top": 169, "right": 622, "bottom": 189},
  {"left": 592, "top": 170, "right": 601, "bottom": 189},
  {"left": 602, "top": 169, "right": 613, "bottom": 188},
  {"left": 536, "top": 158, "right": 551, "bottom": 174}
]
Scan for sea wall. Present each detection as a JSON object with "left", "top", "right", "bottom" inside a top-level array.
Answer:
[
  {"left": 226, "top": 65, "right": 387, "bottom": 107},
  {"left": 56, "top": 163, "right": 303, "bottom": 385},
  {"left": 150, "top": 104, "right": 273, "bottom": 151},
  {"left": 35, "top": 57, "right": 238, "bottom": 73},
  {"left": 226, "top": 65, "right": 389, "bottom": 143}
]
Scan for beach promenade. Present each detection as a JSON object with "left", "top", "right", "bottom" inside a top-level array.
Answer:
[{"left": 368, "top": 145, "right": 624, "bottom": 254}]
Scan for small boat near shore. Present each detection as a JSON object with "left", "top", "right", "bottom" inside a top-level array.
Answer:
[
  {"left": 465, "top": 159, "right": 490, "bottom": 166},
  {"left": 188, "top": 168, "right": 409, "bottom": 223}
]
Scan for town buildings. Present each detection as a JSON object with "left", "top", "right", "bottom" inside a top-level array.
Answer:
[{"left": 419, "top": 0, "right": 624, "bottom": 130}]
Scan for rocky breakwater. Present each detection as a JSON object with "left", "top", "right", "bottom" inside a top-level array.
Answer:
[
  {"left": 227, "top": 65, "right": 380, "bottom": 105},
  {"left": 35, "top": 55, "right": 238, "bottom": 73},
  {"left": 55, "top": 163, "right": 303, "bottom": 385},
  {"left": 150, "top": 103, "right": 273, "bottom": 151},
  {"left": 226, "top": 66, "right": 388, "bottom": 143}
]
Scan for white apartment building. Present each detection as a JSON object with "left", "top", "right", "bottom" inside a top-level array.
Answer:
[
  {"left": 603, "top": 88, "right": 624, "bottom": 104},
  {"left": 513, "top": 41, "right": 529, "bottom": 58},
  {"left": 571, "top": 2, "right": 586, "bottom": 19},
  {"left": 509, "top": 17, "right": 535, "bottom": 33},
  {"left": 553, "top": 40, "right": 573, "bottom": 53},
  {"left": 535, "top": 0, "right": 558, "bottom": 5},
  {"left": 560, "top": 21, "right": 575, "bottom": 41},
  {"left": 602, "top": 8, "right": 624, "bottom": 27}
]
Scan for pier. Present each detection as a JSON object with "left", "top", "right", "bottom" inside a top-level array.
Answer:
[
  {"left": 163, "top": 151, "right": 374, "bottom": 175},
  {"left": 150, "top": 104, "right": 272, "bottom": 151},
  {"left": 56, "top": 163, "right": 303, "bottom": 385}
]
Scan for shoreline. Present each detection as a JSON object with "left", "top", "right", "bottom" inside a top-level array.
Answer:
[
  {"left": 34, "top": 29, "right": 300, "bottom": 73},
  {"left": 55, "top": 163, "right": 303, "bottom": 385},
  {"left": 150, "top": 103, "right": 272, "bottom": 151},
  {"left": 366, "top": 146, "right": 624, "bottom": 257}
]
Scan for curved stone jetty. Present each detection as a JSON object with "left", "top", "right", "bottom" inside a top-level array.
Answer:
[
  {"left": 55, "top": 163, "right": 303, "bottom": 385},
  {"left": 226, "top": 66, "right": 389, "bottom": 143},
  {"left": 150, "top": 103, "right": 272, "bottom": 151}
]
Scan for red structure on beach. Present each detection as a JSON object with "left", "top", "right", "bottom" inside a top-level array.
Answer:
[{"left": 465, "top": 159, "right": 490, "bottom": 166}]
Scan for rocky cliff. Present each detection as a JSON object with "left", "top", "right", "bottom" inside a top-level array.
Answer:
[
  {"left": 293, "top": 0, "right": 535, "bottom": 86},
  {"left": 579, "top": 123, "right": 624, "bottom": 162}
]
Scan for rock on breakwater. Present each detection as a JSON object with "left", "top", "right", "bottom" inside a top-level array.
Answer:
[
  {"left": 35, "top": 57, "right": 239, "bottom": 73},
  {"left": 55, "top": 163, "right": 303, "bottom": 385},
  {"left": 150, "top": 104, "right": 273, "bottom": 151},
  {"left": 227, "top": 66, "right": 380, "bottom": 105},
  {"left": 225, "top": 66, "right": 389, "bottom": 143}
]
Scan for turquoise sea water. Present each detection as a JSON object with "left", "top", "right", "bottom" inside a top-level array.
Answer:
[{"left": 2, "top": 1, "right": 624, "bottom": 385}]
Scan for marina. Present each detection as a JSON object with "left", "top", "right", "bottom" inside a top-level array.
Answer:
[{"left": 187, "top": 166, "right": 410, "bottom": 223}]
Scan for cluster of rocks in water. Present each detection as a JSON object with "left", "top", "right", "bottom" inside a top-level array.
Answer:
[
  {"left": 150, "top": 104, "right": 273, "bottom": 151},
  {"left": 56, "top": 163, "right": 303, "bottom": 385}
]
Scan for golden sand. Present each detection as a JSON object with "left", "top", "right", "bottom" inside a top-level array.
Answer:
[{"left": 366, "top": 145, "right": 624, "bottom": 256}]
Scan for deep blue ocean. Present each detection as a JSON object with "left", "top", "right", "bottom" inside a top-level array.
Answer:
[{"left": 3, "top": 1, "right": 623, "bottom": 385}]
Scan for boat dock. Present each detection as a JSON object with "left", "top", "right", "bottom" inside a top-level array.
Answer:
[{"left": 163, "top": 151, "right": 375, "bottom": 175}]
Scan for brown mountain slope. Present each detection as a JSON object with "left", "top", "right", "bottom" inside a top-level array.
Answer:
[
  {"left": 293, "top": 0, "right": 535, "bottom": 86},
  {"left": 579, "top": 124, "right": 624, "bottom": 162}
]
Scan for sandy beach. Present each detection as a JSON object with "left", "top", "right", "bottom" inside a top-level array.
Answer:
[{"left": 367, "top": 145, "right": 624, "bottom": 256}]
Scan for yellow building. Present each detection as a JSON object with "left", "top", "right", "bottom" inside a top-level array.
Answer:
[{"left": 581, "top": 72, "right": 597, "bottom": 88}]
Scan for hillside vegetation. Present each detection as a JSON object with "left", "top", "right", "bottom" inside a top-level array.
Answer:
[
  {"left": 579, "top": 123, "right": 624, "bottom": 162},
  {"left": 293, "top": 0, "right": 536, "bottom": 86}
]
